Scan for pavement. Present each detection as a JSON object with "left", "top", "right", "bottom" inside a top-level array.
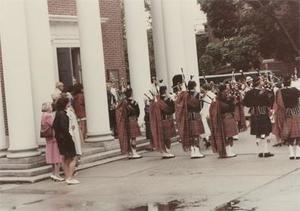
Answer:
[{"left": 0, "top": 130, "right": 300, "bottom": 211}]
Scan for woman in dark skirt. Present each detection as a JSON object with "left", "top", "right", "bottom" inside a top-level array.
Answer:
[{"left": 53, "top": 97, "right": 79, "bottom": 185}]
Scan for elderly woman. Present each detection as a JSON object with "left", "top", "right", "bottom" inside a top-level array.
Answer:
[
  {"left": 51, "top": 82, "right": 64, "bottom": 103},
  {"left": 41, "top": 102, "right": 63, "bottom": 182},
  {"left": 53, "top": 97, "right": 79, "bottom": 185}
]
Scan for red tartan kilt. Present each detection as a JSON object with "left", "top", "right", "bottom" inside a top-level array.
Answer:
[
  {"left": 162, "top": 119, "right": 176, "bottom": 139},
  {"left": 129, "top": 118, "right": 141, "bottom": 138},
  {"left": 282, "top": 116, "right": 300, "bottom": 139},
  {"left": 222, "top": 114, "right": 238, "bottom": 138},
  {"left": 190, "top": 119, "right": 205, "bottom": 137},
  {"left": 234, "top": 106, "right": 240, "bottom": 121}
]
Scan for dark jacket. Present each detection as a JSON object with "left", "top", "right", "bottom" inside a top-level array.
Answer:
[{"left": 53, "top": 111, "right": 76, "bottom": 157}]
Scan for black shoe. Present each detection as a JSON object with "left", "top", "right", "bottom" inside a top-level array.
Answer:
[
  {"left": 296, "top": 157, "right": 300, "bottom": 160},
  {"left": 264, "top": 152, "right": 274, "bottom": 158},
  {"left": 273, "top": 143, "right": 282, "bottom": 147},
  {"left": 290, "top": 156, "right": 295, "bottom": 160},
  {"left": 258, "top": 153, "right": 264, "bottom": 158}
]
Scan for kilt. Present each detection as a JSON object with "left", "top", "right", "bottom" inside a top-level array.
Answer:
[
  {"left": 282, "top": 115, "right": 300, "bottom": 139},
  {"left": 162, "top": 119, "right": 176, "bottom": 139},
  {"left": 129, "top": 117, "right": 141, "bottom": 138},
  {"left": 250, "top": 115, "right": 272, "bottom": 136},
  {"left": 189, "top": 113, "right": 205, "bottom": 137},
  {"left": 222, "top": 113, "right": 238, "bottom": 138}
]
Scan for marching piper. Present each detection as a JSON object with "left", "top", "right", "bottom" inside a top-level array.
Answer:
[
  {"left": 275, "top": 75, "right": 300, "bottom": 159},
  {"left": 187, "top": 79, "right": 206, "bottom": 158},
  {"left": 116, "top": 87, "right": 142, "bottom": 159},
  {"left": 243, "top": 77, "right": 274, "bottom": 158},
  {"left": 149, "top": 84, "right": 176, "bottom": 159},
  {"left": 173, "top": 74, "right": 206, "bottom": 159},
  {"left": 209, "top": 84, "right": 238, "bottom": 158}
]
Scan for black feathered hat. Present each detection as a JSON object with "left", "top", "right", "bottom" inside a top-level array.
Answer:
[{"left": 172, "top": 74, "right": 183, "bottom": 93}]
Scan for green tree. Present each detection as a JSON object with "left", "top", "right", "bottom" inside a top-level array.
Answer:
[{"left": 198, "top": 0, "right": 300, "bottom": 74}]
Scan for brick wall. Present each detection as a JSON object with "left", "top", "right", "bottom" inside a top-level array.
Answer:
[
  {"left": 99, "top": 0, "right": 127, "bottom": 82},
  {"left": 47, "top": 0, "right": 127, "bottom": 83},
  {"left": 47, "top": 0, "right": 77, "bottom": 16}
]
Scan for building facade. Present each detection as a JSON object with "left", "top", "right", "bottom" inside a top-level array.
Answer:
[{"left": 0, "top": 0, "right": 202, "bottom": 181}]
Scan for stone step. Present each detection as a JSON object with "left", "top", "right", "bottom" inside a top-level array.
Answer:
[
  {"left": 0, "top": 165, "right": 51, "bottom": 177},
  {"left": 81, "top": 147, "right": 106, "bottom": 157},
  {"left": 0, "top": 155, "right": 46, "bottom": 170},
  {"left": 79, "top": 149, "right": 121, "bottom": 165},
  {"left": 0, "top": 138, "right": 150, "bottom": 183}
]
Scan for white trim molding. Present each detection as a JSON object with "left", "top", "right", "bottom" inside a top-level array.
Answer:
[{"left": 49, "top": 15, "right": 109, "bottom": 23}]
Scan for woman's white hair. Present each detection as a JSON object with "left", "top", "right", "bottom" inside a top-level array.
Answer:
[{"left": 41, "top": 102, "right": 52, "bottom": 112}]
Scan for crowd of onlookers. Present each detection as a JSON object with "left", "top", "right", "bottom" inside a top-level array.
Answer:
[{"left": 41, "top": 82, "right": 86, "bottom": 185}]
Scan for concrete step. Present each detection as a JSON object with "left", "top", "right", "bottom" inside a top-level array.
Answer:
[
  {"left": 79, "top": 149, "right": 121, "bottom": 165},
  {"left": 81, "top": 147, "right": 105, "bottom": 157},
  {"left": 0, "top": 138, "right": 150, "bottom": 183},
  {"left": 0, "top": 165, "right": 52, "bottom": 177},
  {"left": 0, "top": 155, "right": 46, "bottom": 170}
]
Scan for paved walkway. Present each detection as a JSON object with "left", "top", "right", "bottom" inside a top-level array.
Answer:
[{"left": 0, "top": 130, "right": 300, "bottom": 211}]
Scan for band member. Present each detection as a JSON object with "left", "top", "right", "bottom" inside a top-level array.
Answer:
[
  {"left": 244, "top": 77, "right": 274, "bottom": 158},
  {"left": 149, "top": 85, "right": 176, "bottom": 159},
  {"left": 231, "top": 83, "right": 247, "bottom": 133},
  {"left": 200, "top": 83, "right": 216, "bottom": 147},
  {"left": 276, "top": 76, "right": 300, "bottom": 159},
  {"left": 173, "top": 75, "right": 205, "bottom": 159},
  {"left": 210, "top": 84, "right": 238, "bottom": 158},
  {"left": 144, "top": 99, "right": 153, "bottom": 150},
  {"left": 187, "top": 80, "right": 206, "bottom": 158},
  {"left": 116, "top": 87, "right": 142, "bottom": 159},
  {"left": 272, "top": 82, "right": 285, "bottom": 147}
]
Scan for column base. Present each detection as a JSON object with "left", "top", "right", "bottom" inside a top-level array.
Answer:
[
  {"left": 7, "top": 148, "right": 41, "bottom": 159},
  {"left": 0, "top": 149, "right": 7, "bottom": 158},
  {"left": 84, "top": 132, "right": 114, "bottom": 147}
]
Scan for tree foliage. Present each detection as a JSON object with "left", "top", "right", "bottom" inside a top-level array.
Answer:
[{"left": 198, "top": 0, "right": 300, "bottom": 74}]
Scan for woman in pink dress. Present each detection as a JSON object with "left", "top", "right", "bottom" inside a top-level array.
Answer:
[{"left": 41, "top": 102, "right": 64, "bottom": 182}]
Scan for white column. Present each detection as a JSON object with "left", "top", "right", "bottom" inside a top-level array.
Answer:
[
  {"left": 151, "top": 0, "right": 169, "bottom": 87},
  {"left": 25, "top": 0, "right": 57, "bottom": 145},
  {"left": 0, "top": 0, "right": 40, "bottom": 158},
  {"left": 124, "top": 0, "right": 152, "bottom": 124},
  {"left": 181, "top": 0, "right": 200, "bottom": 89},
  {"left": 76, "top": 0, "right": 114, "bottom": 142},
  {"left": 0, "top": 70, "right": 7, "bottom": 158},
  {"left": 161, "top": 0, "right": 186, "bottom": 86}
]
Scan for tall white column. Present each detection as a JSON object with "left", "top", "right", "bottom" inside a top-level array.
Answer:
[
  {"left": 181, "top": 0, "right": 200, "bottom": 89},
  {"left": 124, "top": 0, "right": 152, "bottom": 124},
  {"left": 0, "top": 68, "right": 7, "bottom": 158},
  {"left": 161, "top": 0, "right": 186, "bottom": 87},
  {"left": 25, "top": 0, "right": 57, "bottom": 145},
  {"left": 151, "top": 0, "right": 169, "bottom": 87},
  {"left": 76, "top": 0, "right": 114, "bottom": 143},
  {"left": 0, "top": 0, "right": 40, "bottom": 158}
]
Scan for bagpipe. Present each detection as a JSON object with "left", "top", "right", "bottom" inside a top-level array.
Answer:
[
  {"left": 143, "top": 76, "right": 164, "bottom": 102},
  {"left": 171, "top": 68, "right": 211, "bottom": 105},
  {"left": 116, "top": 77, "right": 128, "bottom": 103}
]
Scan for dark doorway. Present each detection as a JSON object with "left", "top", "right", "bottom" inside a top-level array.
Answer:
[{"left": 56, "top": 47, "right": 82, "bottom": 90}]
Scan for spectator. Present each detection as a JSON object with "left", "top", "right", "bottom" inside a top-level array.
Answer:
[
  {"left": 72, "top": 83, "right": 87, "bottom": 139},
  {"left": 51, "top": 82, "right": 64, "bottom": 103},
  {"left": 41, "top": 102, "right": 63, "bottom": 182},
  {"left": 107, "top": 81, "right": 117, "bottom": 137},
  {"left": 53, "top": 97, "right": 79, "bottom": 185},
  {"left": 64, "top": 93, "right": 83, "bottom": 157}
]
